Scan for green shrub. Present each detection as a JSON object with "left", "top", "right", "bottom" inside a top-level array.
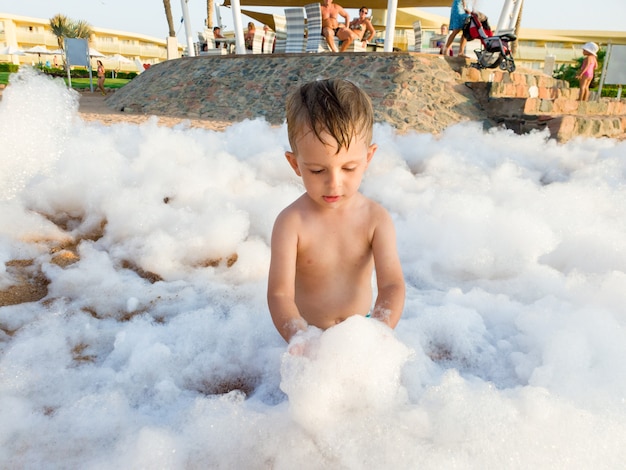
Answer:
[
  {"left": 0, "top": 63, "right": 19, "bottom": 73},
  {"left": 71, "top": 68, "right": 91, "bottom": 78},
  {"left": 115, "top": 71, "right": 137, "bottom": 79},
  {"left": 599, "top": 86, "right": 620, "bottom": 98}
]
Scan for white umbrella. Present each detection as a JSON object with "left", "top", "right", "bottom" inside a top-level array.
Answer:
[
  {"left": 25, "top": 45, "right": 56, "bottom": 65},
  {"left": 25, "top": 45, "right": 56, "bottom": 55},
  {"left": 109, "top": 53, "right": 133, "bottom": 64},
  {"left": 0, "top": 45, "right": 26, "bottom": 56},
  {"left": 88, "top": 47, "right": 105, "bottom": 57},
  {"left": 108, "top": 53, "right": 133, "bottom": 75}
]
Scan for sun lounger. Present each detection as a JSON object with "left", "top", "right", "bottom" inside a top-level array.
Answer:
[
  {"left": 305, "top": 3, "right": 325, "bottom": 53},
  {"left": 248, "top": 29, "right": 264, "bottom": 54},
  {"left": 285, "top": 8, "right": 306, "bottom": 53},
  {"left": 263, "top": 31, "right": 275, "bottom": 53},
  {"left": 412, "top": 21, "right": 422, "bottom": 52},
  {"left": 198, "top": 30, "right": 228, "bottom": 55},
  {"left": 341, "top": 40, "right": 366, "bottom": 52},
  {"left": 273, "top": 15, "right": 287, "bottom": 53}
]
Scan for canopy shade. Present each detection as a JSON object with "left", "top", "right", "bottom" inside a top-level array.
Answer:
[
  {"left": 223, "top": 0, "right": 451, "bottom": 9},
  {"left": 371, "top": 7, "right": 447, "bottom": 29},
  {"left": 240, "top": 9, "right": 278, "bottom": 30}
]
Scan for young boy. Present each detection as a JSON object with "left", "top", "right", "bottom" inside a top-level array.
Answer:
[{"left": 267, "top": 78, "right": 405, "bottom": 343}]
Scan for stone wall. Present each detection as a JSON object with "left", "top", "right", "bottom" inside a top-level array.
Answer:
[
  {"left": 105, "top": 52, "right": 488, "bottom": 135},
  {"left": 105, "top": 52, "right": 626, "bottom": 141},
  {"left": 462, "top": 66, "right": 626, "bottom": 141}
]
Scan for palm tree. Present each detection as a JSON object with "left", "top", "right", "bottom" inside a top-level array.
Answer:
[
  {"left": 72, "top": 20, "right": 94, "bottom": 40},
  {"left": 163, "top": 0, "right": 176, "bottom": 37},
  {"left": 49, "top": 14, "right": 71, "bottom": 49},
  {"left": 49, "top": 14, "right": 93, "bottom": 49}
]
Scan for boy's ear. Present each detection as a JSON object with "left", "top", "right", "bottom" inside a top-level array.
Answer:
[
  {"left": 366, "top": 143, "right": 378, "bottom": 164},
  {"left": 285, "top": 151, "right": 302, "bottom": 176}
]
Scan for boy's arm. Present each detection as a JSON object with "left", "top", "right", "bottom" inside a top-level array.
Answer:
[
  {"left": 371, "top": 208, "right": 405, "bottom": 328},
  {"left": 267, "top": 211, "right": 308, "bottom": 342}
]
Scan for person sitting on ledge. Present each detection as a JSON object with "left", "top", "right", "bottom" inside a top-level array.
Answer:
[
  {"left": 245, "top": 22, "right": 256, "bottom": 51},
  {"left": 321, "top": 0, "right": 360, "bottom": 52},
  {"left": 213, "top": 26, "right": 226, "bottom": 49},
  {"left": 349, "top": 6, "right": 376, "bottom": 48}
]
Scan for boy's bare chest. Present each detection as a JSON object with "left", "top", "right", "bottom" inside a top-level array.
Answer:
[{"left": 296, "top": 216, "right": 372, "bottom": 269}]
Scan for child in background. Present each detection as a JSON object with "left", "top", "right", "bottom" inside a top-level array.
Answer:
[
  {"left": 577, "top": 42, "right": 599, "bottom": 101},
  {"left": 267, "top": 78, "right": 405, "bottom": 345},
  {"left": 96, "top": 60, "right": 106, "bottom": 96}
]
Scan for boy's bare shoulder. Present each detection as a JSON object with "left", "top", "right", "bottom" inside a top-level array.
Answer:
[
  {"left": 274, "top": 194, "right": 309, "bottom": 224},
  {"left": 363, "top": 196, "right": 393, "bottom": 222}
]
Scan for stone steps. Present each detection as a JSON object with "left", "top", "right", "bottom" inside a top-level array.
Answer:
[{"left": 461, "top": 66, "right": 626, "bottom": 141}]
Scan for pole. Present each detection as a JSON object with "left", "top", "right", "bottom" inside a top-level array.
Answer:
[
  {"left": 64, "top": 38, "right": 72, "bottom": 89},
  {"left": 230, "top": 0, "right": 246, "bottom": 54},
  {"left": 383, "top": 0, "right": 398, "bottom": 53},
  {"left": 496, "top": 0, "right": 523, "bottom": 35},
  {"left": 181, "top": 0, "right": 196, "bottom": 57},
  {"left": 215, "top": 1, "right": 223, "bottom": 29},
  {"left": 597, "top": 42, "right": 611, "bottom": 101}
]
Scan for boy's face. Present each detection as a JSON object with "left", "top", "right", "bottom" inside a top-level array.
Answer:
[{"left": 285, "top": 129, "right": 377, "bottom": 209}]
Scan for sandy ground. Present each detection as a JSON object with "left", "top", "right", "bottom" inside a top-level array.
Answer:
[{"left": 77, "top": 90, "right": 233, "bottom": 131}]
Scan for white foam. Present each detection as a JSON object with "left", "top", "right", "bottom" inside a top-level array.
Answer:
[{"left": 1, "top": 67, "right": 625, "bottom": 469}]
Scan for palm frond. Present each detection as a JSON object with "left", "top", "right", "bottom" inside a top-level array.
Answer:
[{"left": 72, "top": 20, "right": 94, "bottom": 39}]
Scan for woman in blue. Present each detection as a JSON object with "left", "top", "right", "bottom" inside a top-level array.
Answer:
[{"left": 443, "top": 0, "right": 471, "bottom": 56}]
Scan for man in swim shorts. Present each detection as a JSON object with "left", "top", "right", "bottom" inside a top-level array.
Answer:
[{"left": 321, "top": 0, "right": 360, "bottom": 52}]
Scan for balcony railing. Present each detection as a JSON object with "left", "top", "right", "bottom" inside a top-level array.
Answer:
[
  {"left": 15, "top": 31, "right": 58, "bottom": 48},
  {"left": 516, "top": 45, "right": 579, "bottom": 63}
]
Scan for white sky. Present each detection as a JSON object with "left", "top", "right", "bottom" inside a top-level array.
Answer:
[
  {"left": 1, "top": 67, "right": 626, "bottom": 467},
  {"left": 0, "top": 0, "right": 624, "bottom": 43}
]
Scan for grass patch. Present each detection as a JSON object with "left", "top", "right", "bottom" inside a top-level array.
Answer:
[
  {"left": 61, "top": 78, "right": 130, "bottom": 90},
  {"left": 0, "top": 72, "right": 129, "bottom": 89}
]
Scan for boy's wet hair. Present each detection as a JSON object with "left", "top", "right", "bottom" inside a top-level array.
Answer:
[{"left": 286, "top": 78, "right": 374, "bottom": 154}]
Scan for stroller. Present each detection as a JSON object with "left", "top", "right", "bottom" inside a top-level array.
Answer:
[{"left": 463, "top": 11, "right": 516, "bottom": 73}]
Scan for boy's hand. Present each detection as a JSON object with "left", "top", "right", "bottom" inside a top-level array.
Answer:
[
  {"left": 287, "top": 327, "right": 322, "bottom": 357},
  {"left": 287, "top": 341, "right": 307, "bottom": 356}
]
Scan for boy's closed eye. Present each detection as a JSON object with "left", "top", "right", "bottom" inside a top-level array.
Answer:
[{"left": 309, "top": 167, "right": 357, "bottom": 174}]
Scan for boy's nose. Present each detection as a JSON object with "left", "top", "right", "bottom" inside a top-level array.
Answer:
[{"left": 326, "top": 170, "right": 342, "bottom": 189}]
